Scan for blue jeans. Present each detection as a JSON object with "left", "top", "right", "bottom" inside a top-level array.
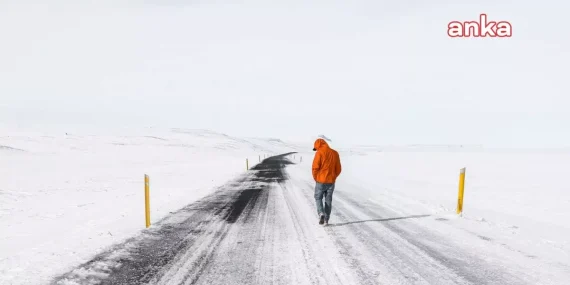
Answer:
[{"left": 315, "top": 182, "right": 335, "bottom": 220}]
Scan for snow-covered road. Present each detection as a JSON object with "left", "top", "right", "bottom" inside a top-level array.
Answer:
[{"left": 52, "top": 153, "right": 534, "bottom": 285}]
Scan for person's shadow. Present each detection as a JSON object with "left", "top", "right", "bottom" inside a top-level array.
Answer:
[{"left": 327, "top": 214, "right": 431, "bottom": 227}]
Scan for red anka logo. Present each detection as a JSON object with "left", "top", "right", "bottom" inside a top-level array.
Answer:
[{"left": 448, "top": 14, "right": 512, "bottom": 37}]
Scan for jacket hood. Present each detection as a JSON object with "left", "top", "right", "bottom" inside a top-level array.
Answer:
[{"left": 313, "top": 138, "right": 329, "bottom": 151}]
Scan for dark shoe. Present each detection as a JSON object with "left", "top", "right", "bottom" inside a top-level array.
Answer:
[{"left": 319, "top": 214, "right": 325, "bottom": 225}]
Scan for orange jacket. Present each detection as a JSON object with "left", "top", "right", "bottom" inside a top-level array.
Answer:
[{"left": 312, "top": 138, "right": 342, "bottom": 183}]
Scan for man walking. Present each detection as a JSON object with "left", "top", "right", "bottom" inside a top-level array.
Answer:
[{"left": 312, "top": 138, "right": 342, "bottom": 226}]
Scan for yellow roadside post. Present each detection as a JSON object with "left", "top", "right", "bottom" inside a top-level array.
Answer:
[
  {"left": 145, "top": 174, "right": 150, "bottom": 228},
  {"left": 457, "top": 167, "right": 466, "bottom": 215},
  {"left": 246, "top": 158, "right": 249, "bottom": 170}
]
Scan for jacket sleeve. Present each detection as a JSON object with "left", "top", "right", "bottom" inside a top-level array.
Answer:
[
  {"left": 312, "top": 152, "right": 321, "bottom": 181},
  {"left": 335, "top": 152, "right": 342, "bottom": 177}
]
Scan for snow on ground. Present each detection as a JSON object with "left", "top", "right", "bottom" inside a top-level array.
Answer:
[
  {"left": 0, "top": 127, "right": 304, "bottom": 285},
  {"left": 316, "top": 146, "right": 570, "bottom": 283},
  {"left": 288, "top": 145, "right": 570, "bottom": 278},
  {"left": 3, "top": 130, "right": 569, "bottom": 284},
  {"left": 52, "top": 153, "right": 537, "bottom": 285}
]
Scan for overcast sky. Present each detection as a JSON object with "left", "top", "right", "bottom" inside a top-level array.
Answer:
[{"left": 1, "top": 0, "right": 568, "bottom": 147}]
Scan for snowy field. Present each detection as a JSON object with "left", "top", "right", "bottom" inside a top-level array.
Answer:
[
  {"left": 332, "top": 147, "right": 570, "bottom": 283},
  {"left": 0, "top": 127, "right": 306, "bottom": 285},
  {"left": 2, "top": 128, "right": 569, "bottom": 284}
]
